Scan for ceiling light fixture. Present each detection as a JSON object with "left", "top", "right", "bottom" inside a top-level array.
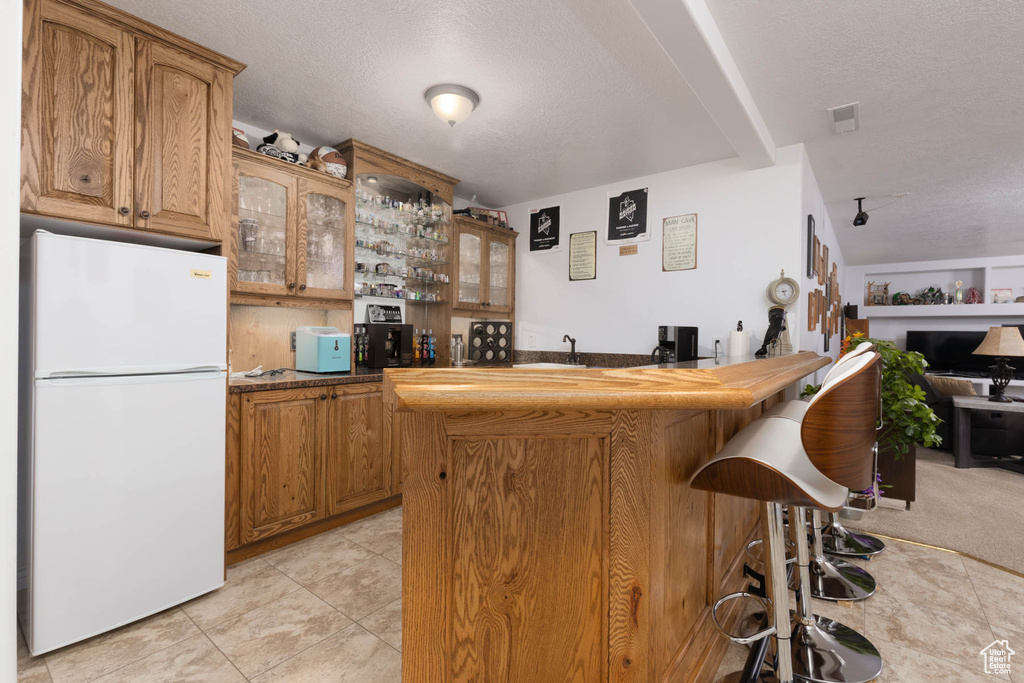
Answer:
[
  {"left": 852, "top": 197, "right": 869, "bottom": 226},
  {"left": 424, "top": 84, "right": 479, "bottom": 127}
]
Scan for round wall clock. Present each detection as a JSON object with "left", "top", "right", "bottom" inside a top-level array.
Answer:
[{"left": 767, "top": 269, "right": 800, "bottom": 307}]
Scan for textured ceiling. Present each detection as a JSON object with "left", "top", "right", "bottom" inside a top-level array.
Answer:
[
  {"left": 105, "top": 0, "right": 737, "bottom": 207},
  {"left": 706, "top": 0, "right": 1024, "bottom": 264}
]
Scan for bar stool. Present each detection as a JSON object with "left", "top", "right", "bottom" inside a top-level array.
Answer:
[
  {"left": 765, "top": 343, "right": 885, "bottom": 596},
  {"left": 691, "top": 352, "right": 883, "bottom": 683}
]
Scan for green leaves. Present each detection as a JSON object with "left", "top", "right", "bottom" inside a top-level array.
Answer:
[{"left": 848, "top": 337, "right": 943, "bottom": 458}]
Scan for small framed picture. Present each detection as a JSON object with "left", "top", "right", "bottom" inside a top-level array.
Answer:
[
  {"left": 808, "top": 290, "right": 817, "bottom": 331},
  {"left": 992, "top": 288, "right": 1013, "bottom": 303},
  {"left": 806, "top": 215, "right": 816, "bottom": 278}
]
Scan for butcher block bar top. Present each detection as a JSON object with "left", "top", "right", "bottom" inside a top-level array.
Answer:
[
  {"left": 386, "top": 351, "right": 829, "bottom": 411},
  {"left": 385, "top": 352, "right": 828, "bottom": 683}
]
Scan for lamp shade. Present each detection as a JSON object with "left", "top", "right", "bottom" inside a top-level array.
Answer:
[
  {"left": 424, "top": 84, "right": 479, "bottom": 127},
  {"left": 972, "top": 326, "right": 1024, "bottom": 357}
]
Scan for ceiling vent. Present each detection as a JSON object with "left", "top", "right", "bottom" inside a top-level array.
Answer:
[{"left": 827, "top": 102, "right": 860, "bottom": 135}]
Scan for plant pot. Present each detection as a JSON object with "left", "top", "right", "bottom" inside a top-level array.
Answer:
[{"left": 877, "top": 439, "right": 917, "bottom": 506}]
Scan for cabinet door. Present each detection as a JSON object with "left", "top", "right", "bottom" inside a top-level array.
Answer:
[
  {"left": 324, "top": 384, "right": 387, "bottom": 515},
  {"left": 486, "top": 233, "right": 515, "bottom": 313},
  {"left": 240, "top": 388, "right": 326, "bottom": 543},
  {"left": 134, "top": 40, "right": 232, "bottom": 241},
  {"left": 232, "top": 158, "right": 297, "bottom": 297},
  {"left": 21, "top": 0, "right": 134, "bottom": 226},
  {"left": 455, "top": 224, "right": 487, "bottom": 311},
  {"left": 297, "top": 177, "right": 353, "bottom": 301}
]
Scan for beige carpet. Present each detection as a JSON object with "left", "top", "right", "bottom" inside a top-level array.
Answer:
[{"left": 848, "top": 447, "right": 1024, "bottom": 575}]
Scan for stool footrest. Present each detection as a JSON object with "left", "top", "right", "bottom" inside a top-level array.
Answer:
[{"left": 711, "top": 592, "right": 777, "bottom": 645}]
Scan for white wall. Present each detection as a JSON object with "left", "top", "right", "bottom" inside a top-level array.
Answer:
[
  {"left": 501, "top": 144, "right": 815, "bottom": 359},
  {"left": 799, "top": 147, "right": 845, "bottom": 383},
  {"left": 2, "top": 0, "right": 22, "bottom": 675}
]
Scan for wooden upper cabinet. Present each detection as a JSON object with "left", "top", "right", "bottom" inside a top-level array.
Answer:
[
  {"left": 324, "top": 384, "right": 387, "bottom": 516},
  {"left": 22, "top": 0, "right": 134, "bottom": 226},
  {"left": 453, "top": 217, "right": 518, "bottom": 314},
  {"left": 134, "top": 41, "right": 232, "bottom": 241},
  {"left": 231, "top": 149, "right": 353, "bottom": 305},
  {"left": 240, "top": 388, "right": 326, "bottom": 544},
  {"left": 21, "top": 0, "right": 243, "bottom": 242}
]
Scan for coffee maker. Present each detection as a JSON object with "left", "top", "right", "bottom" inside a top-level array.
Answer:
[
  {"left": 651, "top": 326, "right": 699, "bottom": 364},
  {"left": 363, "top": 304, "right": 413, "bottom": 368}
]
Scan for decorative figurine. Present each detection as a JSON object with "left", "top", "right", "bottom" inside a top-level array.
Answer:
[
  {"left": 955, "top": 280, "right": 964, "bottom": 304},
  {"left": 966, "top": 287, "right": 983, "bottom": 304}
]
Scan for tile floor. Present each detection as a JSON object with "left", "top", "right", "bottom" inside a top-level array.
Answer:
[{"left": 16, "top": 505, "right": 1024, "bottom": 682}]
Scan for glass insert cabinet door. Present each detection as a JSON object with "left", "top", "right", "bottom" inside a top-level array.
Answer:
[
  {"left": 235, "top": 161, "right": 295, "bottom": 295},
  {"left": 298, "top": 178, "right": 351, "bottom": 299},
  {"left": 457, "top": 228, "right": 483, "bottom": 308},
  {"left": 488, "top": 238, "right": 511, "bottom": 309}
]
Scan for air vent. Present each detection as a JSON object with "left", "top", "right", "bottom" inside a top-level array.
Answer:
[{"left": 827, "top": 102, "right": 860, "bottom": 135}]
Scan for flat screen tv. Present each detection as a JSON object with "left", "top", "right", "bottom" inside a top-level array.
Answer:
[{"left": 906, "top": 330, "right": 994, "bottom": 376}]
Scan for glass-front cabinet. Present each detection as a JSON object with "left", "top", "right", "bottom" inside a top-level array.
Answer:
[
  {"left": 353, "top": 174, "right": 452, "bottom": 306},
  {"left": 453, "top": 217, "right": 517, "bottom": 314},
  {"left": 232, "top": 149, "right": 353, "bottom": 302}
]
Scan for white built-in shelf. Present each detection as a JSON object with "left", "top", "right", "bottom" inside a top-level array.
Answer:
[{"left": 865, "top": 302, "right": 1024, "bottom": 318}]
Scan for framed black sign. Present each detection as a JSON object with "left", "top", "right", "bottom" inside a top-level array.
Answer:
[
  {"left": 607, "top": 188, "right": 649, "bottom": 244},
  {"left": 529, "top": 206, "right": 561, "bottom": 252},
  {"left": 806, "top": 214, "right": 816, "bottom": 278}
]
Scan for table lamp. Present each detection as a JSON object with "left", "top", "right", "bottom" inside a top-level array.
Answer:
[{"left": 972, "top": 326, "right": 1024, "bottom": 402}]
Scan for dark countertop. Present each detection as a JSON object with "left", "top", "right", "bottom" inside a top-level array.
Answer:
[
  {"left": 229, "top": 368, "right": 385, "bottom": 393},
  {"left": 229, "top": 360, "right": 464, "bottom": 393}
]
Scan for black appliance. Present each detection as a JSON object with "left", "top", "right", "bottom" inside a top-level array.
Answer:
[
  {"left": 365, "top": 323, "right": 413, "bottom": 368},
  {"left": 651, "top": 326, "right": 698, "bottom": 364}
]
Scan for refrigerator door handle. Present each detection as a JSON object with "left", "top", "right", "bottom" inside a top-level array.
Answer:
[{"left": 45, "top": 365, "right": 226, "bottom": 380}]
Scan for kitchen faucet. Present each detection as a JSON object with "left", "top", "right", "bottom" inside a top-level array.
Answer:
[{"left": 563, "top": 334, "right": 578, "bottom": 365}]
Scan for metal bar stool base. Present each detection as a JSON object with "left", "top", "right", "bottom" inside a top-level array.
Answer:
[
  {"left": 790, "top": 613, "right": 883, "bottom": 683},
  {"left": 808, "top": 556, "right": 877, "bottom": 602},
  {"left": 822, "top": 520, "right": 885, "bottom": 558}
]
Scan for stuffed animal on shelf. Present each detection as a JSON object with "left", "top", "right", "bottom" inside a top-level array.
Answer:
[
  {"left": 256, "top": 130, "right": 306, "bottom": 164},
  {"left": 308, "top": 146, "right": 348, "bottom": 179}
]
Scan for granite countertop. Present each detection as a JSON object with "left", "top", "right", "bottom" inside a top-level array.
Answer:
[{"left": 229, "top": 368, "right": 385, "bottom": 393}]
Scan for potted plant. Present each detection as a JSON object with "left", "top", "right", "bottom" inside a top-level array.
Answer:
[{"left": 805, "top": 334, "right": 943, "bottom": 508}]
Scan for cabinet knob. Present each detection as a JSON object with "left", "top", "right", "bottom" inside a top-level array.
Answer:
[
  {"left": 118, "top": 207, "right": 130, "bottom": 215},
  {"left": 320, "top": 394, "right": 327, "bottom": 401},
  {"left": 140, "top": 210, "right": 151, "bottom": 219},
  {"left": 299, "top": 284, "right": 307, "bottom": 291},
  {"left": 289, "top": 282, "right": 296, "bottom": 290},
  {"left": 331, "top": 393, "right": 338, "bottom": 399}
]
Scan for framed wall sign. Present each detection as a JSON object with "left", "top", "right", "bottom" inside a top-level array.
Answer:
[
  {"left": 569, "top": 231, "right": 597, "bottom": 281},
  {"left": 808, "top": 290, "right": 817, "bottom": 331},
  {"left": 529, "top": 206, "right": 561, "bottom": 252},
  {"left": 606, "top": 187, "right": 649, "bottom": 245},
  {"left": 806, "top": 215, "right": 816, "bottom": 278},
  {"left": 662, "top": 213, "right": 697, "bottom": 271}
]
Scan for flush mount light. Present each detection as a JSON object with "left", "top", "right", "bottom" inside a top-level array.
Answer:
[
  {"left": 852, "top": 197, "right": 869, "bottom": 226},
  {"left": 424, "top": 84, "right": 480, "bottom": 127},
  {"left": 366, "top": 176, "right": 378, "bottom": 184}
]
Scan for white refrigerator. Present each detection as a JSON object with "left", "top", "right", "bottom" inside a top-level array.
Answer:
[{"left": 19, "top": 231, "right": 228, "bottom": 655}]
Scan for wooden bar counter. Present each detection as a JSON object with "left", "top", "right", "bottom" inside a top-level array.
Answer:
[{"left": 384, "top": 352, "right": 828, "bottom": 683}]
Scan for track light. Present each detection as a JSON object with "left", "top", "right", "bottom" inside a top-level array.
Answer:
[{"left": 852, "top": 197, "right": 869, "bottom": 226}]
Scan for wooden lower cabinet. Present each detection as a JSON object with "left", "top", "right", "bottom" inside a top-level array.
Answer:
[
  {"left": 324, "top": 384, "right": 386, "bottom": 516},
  {"left": 230, "top": 382, "right": 389, "bottom": 554}
]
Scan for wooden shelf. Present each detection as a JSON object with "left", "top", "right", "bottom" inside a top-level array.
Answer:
[{"left": 864, "top": 303, "right": 1024, "bottom": 318}]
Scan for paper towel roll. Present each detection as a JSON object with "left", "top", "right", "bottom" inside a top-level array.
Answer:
[{"left": 728, "top": 330, "right": 750, "bottom": 357}]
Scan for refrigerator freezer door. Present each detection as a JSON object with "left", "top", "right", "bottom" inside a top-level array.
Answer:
[
  {"left": 25, "top": 371, "right": 226, "bottom": 655},
  {"left": 30, "top": 231, "right": 227, "bottom": 378}
]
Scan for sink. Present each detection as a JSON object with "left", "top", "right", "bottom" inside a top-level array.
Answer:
[{"left": 512, "top": 362, "right": 587, "bottom": 369}]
